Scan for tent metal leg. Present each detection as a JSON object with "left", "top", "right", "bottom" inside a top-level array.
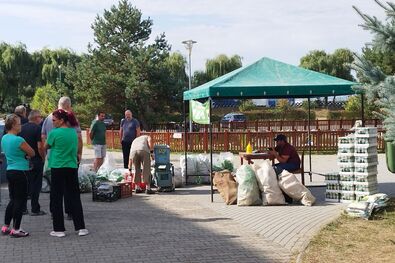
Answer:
[
  {"left": 184, "top": 101, "right": 188, "bottom": 185},
  {"left": 308, "top": 97, "right": 312, "bottom": 182},
  {"left": 209, "top": 97, "right": 213, "bottom": 203}
]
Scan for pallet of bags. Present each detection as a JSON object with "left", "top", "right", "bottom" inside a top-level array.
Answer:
[
  {"left": 212, "top": 170, "right": 237, "bottom": 205},
  {"left": 278, "top": 170, "right": 316, "bottom": 206},
  {"left": 235, "top": 165, "right": 261, "bottom": 206},
  {"left": 253, "top": 160, "right": 286, "bottom": 205}
]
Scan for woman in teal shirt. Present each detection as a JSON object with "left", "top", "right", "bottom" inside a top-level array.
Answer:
[
  {"left": 1, "top": 114, "right": 35, "bottom": 238},
  {"left": 46, "top": 109, "right": 88, "bottom": 238}
]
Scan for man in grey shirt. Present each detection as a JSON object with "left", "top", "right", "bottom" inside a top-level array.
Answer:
[{"left": 119, "top": 110, "right": 141, "bottom": 168}]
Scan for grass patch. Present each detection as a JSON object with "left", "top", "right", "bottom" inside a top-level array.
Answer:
[{"left": 293, "top": 198, "right": 395, "bottom": 263}]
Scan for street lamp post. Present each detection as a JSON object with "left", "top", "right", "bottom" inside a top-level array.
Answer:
[{"left": 182, "top": 40, "right": 197, "bottom": 132}]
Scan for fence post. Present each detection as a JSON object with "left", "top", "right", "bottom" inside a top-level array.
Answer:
[
  {"left": 317, "top": 130, "right": 321, "bottom": 152},
  {"left": 255, "top": 120, "right": 258, "bottom": 131},
  {"left": 328, "top": 120, "right": 331, "bottom": 130},
  {"left": 224, "top": 130, "right": 229, "bottom": 152},
  {"left": 111, "top": 128, "right": 115, "bottom": 149},
  {"left": 87, "top": 128, "right": 90, "bottom": 145}
]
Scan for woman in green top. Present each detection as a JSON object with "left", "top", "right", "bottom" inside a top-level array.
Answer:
[
  {"left": 1, "top": 114, "right": 35, "bottom": 238},
  {"left": 45, "top": 109, "right": 88, "bottom": 238}
]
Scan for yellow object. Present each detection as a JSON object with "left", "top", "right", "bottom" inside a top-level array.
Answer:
[{"left": 246, "top": 143, "right": 253, "bottom": 154}]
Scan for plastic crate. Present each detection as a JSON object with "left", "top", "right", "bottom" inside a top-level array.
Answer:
[
  {"left": 354, "top": 155, "right": 378, "bottom": 164},
  {"left": 355, "top": 137, "right": 377, "bottom": 146},
  {"left": 324, "top": 172, "right": 340, "bottom": 182},
  {"left": 354, "top": 165, "right": 377, "bottom": 174},
  {"left": 118, "top": 182, "right": 133, "bottom": 198},
  {"left": 339, "top": 173, "right": 354, "bottom": 182},
  {"left": 131, "top": 182, "right": 147, "bottom": 190},
  {"left": 354, "top": 174, "right": 377, "bottom": 183},
  {"left": 337, "top": 156, "right": 355, "bottom": 164},
  {"left": 354, "top": 161, "right": 378, "bottom": 168},
  {"left": 92, "top": 182, "right": 121, "bottom": 202},
  {"left": 154, "top": 144, "right": 170, "bottom": 164},
  {"left": 338, "top": 163, "right": 354, "bottom": 173},
  {"left": 337, "top": 146, "right": 354, "bottom": 156},
  {"left": 325, "top": 191, "right": 341, "bottom": 202},
  {"left": 326, "top": 183, "right": 341, "bottom": 191},
  {"left": 340, "top": 181, "right": 354, "bottom": 191},
  {"left": 354, "top": 145, "right": 377, "bottom": 156},
  {"left": 338, "top": 135, "right": 355, "bottom": 145},
  {"left": 340, "top": 191, "right": 355, "bottom": 203},
  {"left": 354, "top": 127, "right": 377, "bottom": 137},
  {"left": 354, "top": 182, "right": 378, "bottom": 192}
]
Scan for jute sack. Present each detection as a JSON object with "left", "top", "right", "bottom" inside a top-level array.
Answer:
[
  {"left": 235, "top": 165, "right": 261, "bottom": 206},
  {"left": 255, "top": 160, "right": 285, "bottom": 205},
  {"left": 278, "top": 170, "right": 316, "bottom": 206},
  {"left": 212, "top": 170, "right": 237, "bottom": 205}
]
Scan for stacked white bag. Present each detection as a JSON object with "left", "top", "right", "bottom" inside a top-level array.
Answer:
[
  {"left": 254, "top": 160, "right": 286, "bottom": 205},
  {"left": 235, "top": 165, "right": 261, "bottom": 206},
  {"left": 278, "top": 170, "right": 316, "bottom": 206}
]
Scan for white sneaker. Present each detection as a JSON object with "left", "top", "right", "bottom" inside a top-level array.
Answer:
[
  {"left": 50, "top": 231, "right": 65, "bottom": 237},
  {"left": 78, "top": 229, "right": 89, "bottom": 236}
]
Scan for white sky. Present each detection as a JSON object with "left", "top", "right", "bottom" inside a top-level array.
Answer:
[{"left": 0, "top": 0, "right": 387, "bottom": 71}]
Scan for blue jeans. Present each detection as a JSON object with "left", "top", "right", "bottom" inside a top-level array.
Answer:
[{"left": 274, "top": 163, "right": 300, "bottom": 175}]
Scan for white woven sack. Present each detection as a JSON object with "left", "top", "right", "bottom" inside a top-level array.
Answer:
[
  {"left": 255, "top": 160, "right": 285, "bottom": 205},
  {"left": 235, "top": 165, "right": 261, "bottom": 206},
  {"left": 278, "top": 170, "right": 315, "bottom": 206}
]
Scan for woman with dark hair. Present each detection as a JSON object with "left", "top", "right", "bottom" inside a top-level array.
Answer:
[
  {"left": 1, "top": 114, "right": 35, "bottom": 237},
  {"left": 45, "top": 109, "right": 88, "bottom": 237}
]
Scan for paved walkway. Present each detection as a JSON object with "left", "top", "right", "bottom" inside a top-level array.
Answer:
[{"left": 0, "top": 149, "right": 393, "bottom": 263}]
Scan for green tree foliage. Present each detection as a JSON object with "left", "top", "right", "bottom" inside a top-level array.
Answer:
[
  {"left": 239, "top": 100, "right": 257, "bottom": 112},
  {"left": 193, "top": 54, "right": 242, "bottom": 86},
  {"left": 344, "top": 95, "right": 379, "bottom": 119},
  {"left": 31, "top": 84, "right": 58, "bottom": 116},
  {"left": 0, "top": 42, "right": 35, "bottom": 111},
  {"left": 71, "top": 0, "right": 186, "bottom": 128},
  {"left": 300, "top": 48, "right": 355, "bottom": 106},
  {"left": 353, "top": 1, "right": 395, "bottom": 141}
]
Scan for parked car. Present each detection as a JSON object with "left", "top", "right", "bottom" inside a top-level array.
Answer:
[
  {"left": 221, "top": 113, "right": 246, "bottom": 124},
  {"left": 103, "top": 114, "right": 114, "bottom": 127}
]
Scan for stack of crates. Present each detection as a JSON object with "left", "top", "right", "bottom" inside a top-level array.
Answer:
[
  {"left": 329, "top": 127, "right": 379, "bottom": 203},
  {"left": 354, "top": 127, "right": 378, "bottom": 200}
]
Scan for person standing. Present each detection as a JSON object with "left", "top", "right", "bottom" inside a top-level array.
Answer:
[
  {"left": 41, "top": 96, "right": 83, "bottom": 220},
  {"left": 120, "top": 110, "right": 141, "bottom": 169},
  {"left": 128, "top": 135, "right": 155, "bottom": 194},
  {"left": 14, "top": 105, "right": 28, "bottom": 125},
  {"left": 19, "top": 110, "right": 46, "bottom": 216},
  {"left": 45, "top": 109, "right": 88, "bottom": 237},
  {"left": 90, "top": 111, "right": 107, "bottom": 172},
  {"left": 1, "top": 114, "right": 35, "bottom": 237}
]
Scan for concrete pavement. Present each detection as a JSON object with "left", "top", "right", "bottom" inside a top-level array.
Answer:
[{"left": 0, "top": 148, "right": 394, "bottom": 263}]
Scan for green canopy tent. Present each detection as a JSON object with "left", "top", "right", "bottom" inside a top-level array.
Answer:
[{"left": 182, "top": 57, "right": 359, "bottom": 202}]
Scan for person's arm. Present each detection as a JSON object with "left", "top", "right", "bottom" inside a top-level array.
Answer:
[
  {"left": 77, "top": 134, "right": 83, "bottom": 163},
  {"left": 89, "top": 122, "right": 96, "bottom": 141},
  {"left": 37, "top": 141, "right": 45, "bottom": 160},
  {"left": 20, "top": 141, "right": 35, "bottom": 158},
  {"left": 119, "top": 119, "right": 124, "bottom": 142},
  {"left": 273, "top": 151, "right": 290, "bottom": 163}
]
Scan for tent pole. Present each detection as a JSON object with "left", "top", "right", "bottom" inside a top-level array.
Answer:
[
  {"left": 308, "top": 97, "right": 312, "bottom": 182},
  {"left": 184, "top": 100, "right": 188, "bottom": 185},
  {"left": 209, "top": 97, "right": 213, "bottom": 203},
  {"left": 361, "top": 93, "right": 365, "bottom": 127}
]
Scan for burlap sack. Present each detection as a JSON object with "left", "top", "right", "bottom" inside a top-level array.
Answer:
[
  {"left": 278, "top": 170, "right": 316, "bottom": 206},
  {"left": 212, "top": 170, "right": 237, "bottom": 205},
  {"left": 235, "top": 165, "right": 261, "bottom": 206},
  {"left": 255, "top": 160, "right": 285, "bottom": 205}
]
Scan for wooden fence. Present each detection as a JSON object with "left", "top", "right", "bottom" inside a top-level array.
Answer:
[
  {"left": 149, "top": 119, "right": 382, "bottom": 132},
  {"left": 87, "top": 129, "right": 386, "bottom": 153}
]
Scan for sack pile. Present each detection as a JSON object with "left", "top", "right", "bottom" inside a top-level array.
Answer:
[{"left": 346, "top": 193, "right": 390, "bottom": 219}]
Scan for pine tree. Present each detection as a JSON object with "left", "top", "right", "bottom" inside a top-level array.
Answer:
[{"left": 353, "top": 0, "right": 395, "bottom": 142}]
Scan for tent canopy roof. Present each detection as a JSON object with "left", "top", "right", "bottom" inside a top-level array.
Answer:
[{"left": 183, "top": 57, "right": 358, "bottom": 101}]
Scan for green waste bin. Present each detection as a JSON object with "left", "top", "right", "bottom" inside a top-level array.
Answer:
[{"left": 385, "top": 140, "right": 395, "bottom": 173}]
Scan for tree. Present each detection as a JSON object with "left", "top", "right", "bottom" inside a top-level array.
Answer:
[
  {"left": 353, "top": 1, "right": 395, "bottom": 141},
  {"left": 71, "top": 0, "right": 185, "bottom": 128},
  {"left": 31, "top": 84, "right": 59, "bottom": 116},
  {"left": 193, "top": 54, "right": 242, "bottom": 86},
  {"left": 0, "top": 42, "right": 35, "bottom": 111},
  {"left": 300, "top": 48, "right": 355, "bottom": 105}
]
